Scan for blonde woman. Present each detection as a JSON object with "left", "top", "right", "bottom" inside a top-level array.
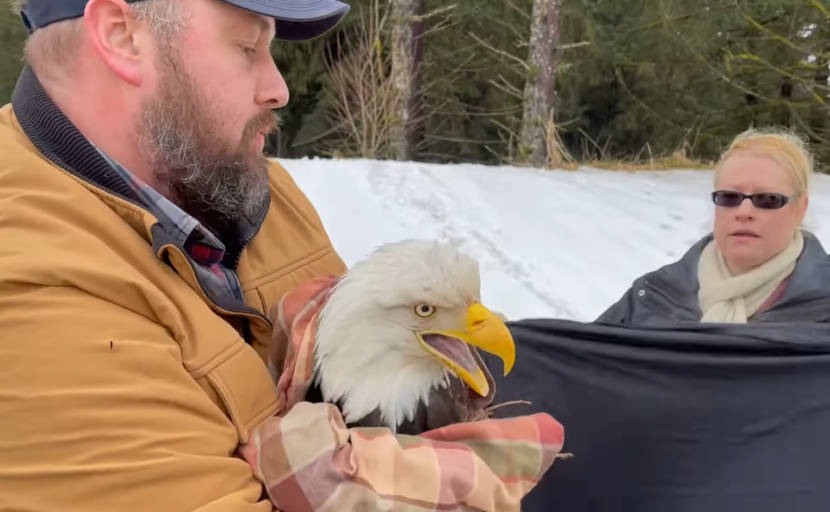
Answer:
[{"left": 598, "top": 128, "right": 830, "bottom": 325}]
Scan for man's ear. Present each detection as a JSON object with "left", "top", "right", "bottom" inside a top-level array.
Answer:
[{"left": 83, "top": 0, "right": 147, "bottom": 86}]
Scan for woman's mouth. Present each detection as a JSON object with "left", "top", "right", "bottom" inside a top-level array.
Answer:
[{"left": 730, "top": 229, "right": 760, "bottom": 238}]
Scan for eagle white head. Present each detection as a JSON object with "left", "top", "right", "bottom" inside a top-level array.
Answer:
[{"left": 313, "top": 240, "right": 515, "bottom": 432}]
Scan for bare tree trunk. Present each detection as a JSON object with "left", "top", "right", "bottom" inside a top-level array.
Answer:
[
  {"left": 519, "top": 0, "right": 561, "bottom": 167},
  {"left": 809, "top": 54, "right": 829, "bottom": 140},
  {"left": 390, "top": 0, "right": 425, "bottom": 161}
]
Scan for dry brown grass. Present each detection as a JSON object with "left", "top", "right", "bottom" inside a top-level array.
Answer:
[
  {"left": 543, "top": 113, "right": 577, "bottom": 170},
  {"left": 580, "top": 151, "right": 714, "bottom": 172},
  {"left": 317, "top": 1, "right": 401, "bottom": 160}
]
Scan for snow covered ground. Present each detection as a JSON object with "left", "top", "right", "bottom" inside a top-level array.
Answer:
[{"left": 280, "top": 158, "right": 830, "bottom": 322}]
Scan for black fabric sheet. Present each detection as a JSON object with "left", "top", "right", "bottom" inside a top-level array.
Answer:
[{"left": 487, "top": 319, "right": 830, "bottom": 512}]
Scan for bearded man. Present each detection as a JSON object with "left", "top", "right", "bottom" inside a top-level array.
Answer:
[{"left": 0, "top": 1, "right": 562, "bottom": 511}]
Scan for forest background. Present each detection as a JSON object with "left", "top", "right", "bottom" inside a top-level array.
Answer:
[{"left": 1, "top": 0, "right": 828, "bottom": 171}]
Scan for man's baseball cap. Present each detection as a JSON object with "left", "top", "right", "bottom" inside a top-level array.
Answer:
[{"left": 19, "top": 0, "right": 350, "bottom": 41}]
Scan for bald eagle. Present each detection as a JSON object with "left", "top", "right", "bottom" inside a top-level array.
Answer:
[{"left": 310, "top": 240, "right": 515, "bottom": 435}]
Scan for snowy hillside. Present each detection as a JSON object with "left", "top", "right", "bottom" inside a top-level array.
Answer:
[{"left": 281, "top": 158, "right": 830, "bottom": 322}]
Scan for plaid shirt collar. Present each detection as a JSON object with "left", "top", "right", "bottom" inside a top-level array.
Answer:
[
  {"left": 93, "top": 147, "right": 246, "bottom": 303},
  {"left": 92, "top": 147, "right": 225, "bottom": 266}
]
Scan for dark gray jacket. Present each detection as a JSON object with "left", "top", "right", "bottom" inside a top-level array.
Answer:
[{"left": 596, "top": 230, "right": 830, "bottom": 325}]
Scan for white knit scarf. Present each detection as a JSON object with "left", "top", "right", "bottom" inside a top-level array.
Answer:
[{"left": 697, "top": 231, "right": 803, "bottom": 323}]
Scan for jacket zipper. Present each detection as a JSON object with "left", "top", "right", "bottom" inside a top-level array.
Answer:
[
  {"left": 227, "top": 201, "right": 269, "bottom": 272},
  {"left": 167, "top": 243, "right": 271, "bottom": 326}
]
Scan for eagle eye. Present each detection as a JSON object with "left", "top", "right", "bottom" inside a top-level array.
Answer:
[{"left": 414, "top": 304, "right": 436, "bottom": 318}]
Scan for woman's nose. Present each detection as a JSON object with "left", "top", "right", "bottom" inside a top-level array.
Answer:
[{"left": 734, "top": 197, "right": 756, "bottom": 219}]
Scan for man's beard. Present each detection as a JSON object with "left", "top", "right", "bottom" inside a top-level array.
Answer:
[{"left": 138, "top": 49, "right": 277, "bottom": 246}]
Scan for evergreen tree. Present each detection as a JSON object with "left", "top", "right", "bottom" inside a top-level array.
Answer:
[{"left": 0, "top": 8, "right": 27, "bottom": 104}]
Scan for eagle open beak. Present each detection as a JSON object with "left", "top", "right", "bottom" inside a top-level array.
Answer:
[{"left": 416, "top": 303, "right": 516, "bottom": 397}]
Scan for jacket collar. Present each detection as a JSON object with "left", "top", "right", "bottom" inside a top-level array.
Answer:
[
  {"left": 645, "top": 230, "right": 830, "bottom": 322},
  {"left": 12, "top": 66, "right": 142, "bottom": 205}
]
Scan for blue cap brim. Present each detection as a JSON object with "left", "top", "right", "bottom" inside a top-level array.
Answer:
[
  {"left": 221, "top": 0, "right": 350, "bottom": 41},
  {"left": 20, "top": 0, "right": 349, "bottom": 40}
]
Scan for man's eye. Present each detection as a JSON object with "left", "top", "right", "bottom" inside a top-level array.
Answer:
[{"left": 241, "top": 45, "right": 257, "bottom": 57}]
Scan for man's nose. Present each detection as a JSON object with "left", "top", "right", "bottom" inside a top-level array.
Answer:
[{"left": 256, "top": 58, "right": 289, "bottom": 109}]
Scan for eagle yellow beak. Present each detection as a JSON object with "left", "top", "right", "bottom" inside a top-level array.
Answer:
[{"left": 416, "top": 303, "right": 516, "bottom": 397}]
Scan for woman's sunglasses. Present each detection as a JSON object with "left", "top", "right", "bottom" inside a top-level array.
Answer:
[{"left": 711, "top": 190, "right": 793, "bottom": 210}]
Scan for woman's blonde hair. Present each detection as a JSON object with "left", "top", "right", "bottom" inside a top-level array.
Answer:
[{"left": 715, "top": 128, "right": 813, "bottom": 198}]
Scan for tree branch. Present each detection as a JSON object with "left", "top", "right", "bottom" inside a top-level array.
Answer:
[{"left": 468, "top": 32, "right": 529, "bottom": 71}]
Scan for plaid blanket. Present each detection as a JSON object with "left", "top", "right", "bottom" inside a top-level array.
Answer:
[{"left": 238, "top": 277, "right": 566, "bottom": 511}]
